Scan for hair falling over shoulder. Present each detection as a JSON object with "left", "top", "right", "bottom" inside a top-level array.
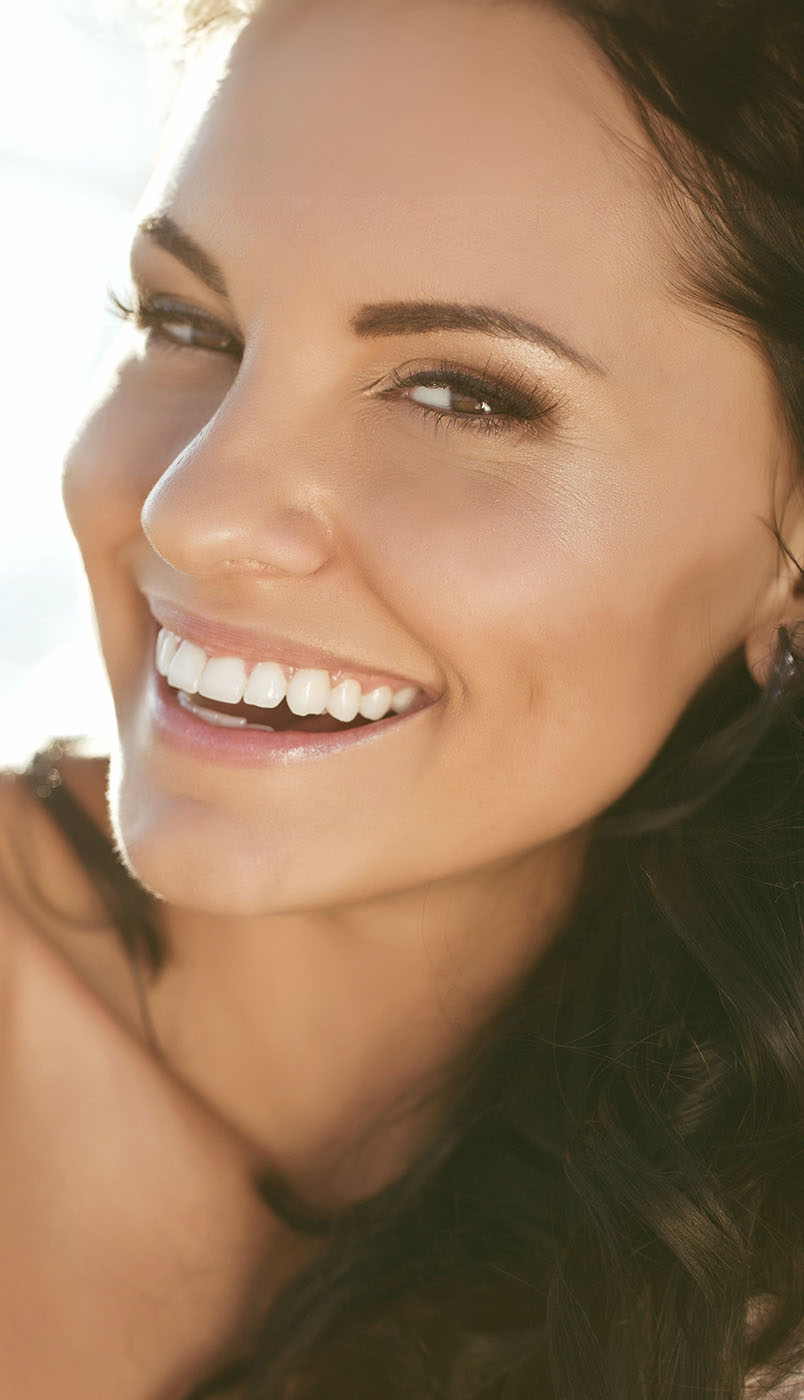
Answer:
[{"left": 156, "top": 1, "right": 804, "bottom": 1395}]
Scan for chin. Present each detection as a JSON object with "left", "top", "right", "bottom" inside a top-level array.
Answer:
[{"left": 107, "top": 779, "right": 352, "bottom": 919}]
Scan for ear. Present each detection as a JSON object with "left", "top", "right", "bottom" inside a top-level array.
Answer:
[{"left": 744, "top": 547, "right": 804, "bottom": 688}]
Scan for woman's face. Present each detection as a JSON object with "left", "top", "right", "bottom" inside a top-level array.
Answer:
[{"left": 63, "top": 0, "right": 794, "bottom": 917}]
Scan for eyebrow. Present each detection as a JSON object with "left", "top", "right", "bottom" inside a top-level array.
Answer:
[
  {"left": 136, "top": 214, "right": 228, "bottom": 297},
  {"left": 352, "top": 302, "right": 604, "bottom": 375},
  {"left": 136, "top": 212, "right": 603, "bottom": 375}
]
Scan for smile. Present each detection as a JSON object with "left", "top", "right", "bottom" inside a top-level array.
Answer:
[{"left": 156, "top": 628, "right": 426, "bottom": 735}]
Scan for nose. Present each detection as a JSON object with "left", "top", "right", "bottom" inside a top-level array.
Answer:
[{"left": 140, "top": 381, "right": 334, "bottom": 580}]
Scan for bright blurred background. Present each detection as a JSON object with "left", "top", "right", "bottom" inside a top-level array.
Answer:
[{"left": 0, "top": 0, "right": 175, "bottom": 763}]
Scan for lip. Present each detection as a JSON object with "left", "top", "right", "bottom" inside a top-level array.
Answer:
[
  {"left": 150, "top": 671, "right": 435, "bottom": 767},
  {"left": 147, "top": 596, "right": 441, "bottom": 698}
]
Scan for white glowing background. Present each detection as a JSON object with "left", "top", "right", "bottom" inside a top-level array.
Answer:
[{"left": 0, "top": 0, "right": 171, "bottom": 763}]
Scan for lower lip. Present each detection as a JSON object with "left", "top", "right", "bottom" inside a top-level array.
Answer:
[{"left": 150, "top": 672, "right": 432, "bottom": 767}]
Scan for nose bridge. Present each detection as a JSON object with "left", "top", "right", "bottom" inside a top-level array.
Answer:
[{"left": 140, "top": 364, "right": 335, "bottom": 579}]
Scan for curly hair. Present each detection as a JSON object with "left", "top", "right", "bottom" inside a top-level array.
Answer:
[{"left": 134, "top": 2, "right": 804, "bottom": 1396}]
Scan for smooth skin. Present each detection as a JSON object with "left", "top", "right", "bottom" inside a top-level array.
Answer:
[{"left": 2, "top": 0, "right": 803, "bottom": 1392}]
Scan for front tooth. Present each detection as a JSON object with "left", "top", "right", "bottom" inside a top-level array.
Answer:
[
  {"left": 198, "top": 656, "right": 247, "bottom": 704},
  {"left": 327, "top": 678, "right": 362, "bottom": 723},
  {"left": 167, "top": 640, "right": 208, "bottom": 693},
  {"left": 358, "top": 685, "right": 393, "bottom": 721},
  {"left": 392, "top": 685, "right": 419, "bottom": 714},
  {"left": 286, "top": 668, "right": 331, "bottom": 716},
  {"left": 243, "top": 661, "right": 287, "bottom": 709},
  {"left": 156, "top": 628, "right": 181, "bottom": 676}
]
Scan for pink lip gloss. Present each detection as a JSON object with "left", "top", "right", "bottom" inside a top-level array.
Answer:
[{"left": 150, "top": 671, "right": 434, "bottom": 768}]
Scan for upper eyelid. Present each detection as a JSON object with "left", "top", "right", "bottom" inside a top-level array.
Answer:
[
  {"left": 125, "top": 276, "right": 243, "bottom": 338},
  {"left": 122, "top": 280, "right": 550, "bottom": 385},
  {"left": 115, "top": 290, "right": 560, "bottom": 424},
  {"left": 393, "top": 367, "right": 546, "bottom": 411},
  {"left": 109, "top": 290, "right": 244, "bottom": 362},
  {"left": 369, "top": 367, "right": 562, "bottom": 443},
  {"left": 376, "top": 359, "right": 560, "bottom": 420}
]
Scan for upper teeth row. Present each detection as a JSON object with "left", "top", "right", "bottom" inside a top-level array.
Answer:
[{"left": 156, "top": 629, "right": 421, "bottom": 723}]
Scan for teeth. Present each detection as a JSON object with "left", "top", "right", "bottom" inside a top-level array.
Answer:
[
  {"left": 177, "top": 691, "right": 276, "bottom": 731},
  {"left": 358, "top": 685, "right": 394, "bottom": 721},
  {"left": 243, "top": 661, "right": 287, "bottom": 709},
  {"left": 198, "top": 656, "right": 247, "bottom": 704},
  {"left": 156, "top": 628, "right": 181, "bottom": 676},
  {"left": 178, "top": 691, "right": 248, "bottom": 727},
  {"left": 326, "top": 678, "right": 362, "bottom": 723},
  {"left": 167, "top": 640, "right": 208, "bottom": 694},
  {"left": 392, "top": 686, "right": 418, "bottom": 714},
  {"left": 287, "top": 668, "right": 331, "bottom": 717},
  {"left": 156, "top": 628, "right": 425, "bottom": 724}
]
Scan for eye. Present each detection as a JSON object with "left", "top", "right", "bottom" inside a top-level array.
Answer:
[
  {"left": 407, "top": 383, "right": 497, "bottom": 417},
  {"left": 380, "top": 361, "right": 557, "bottom": 438},
  {"left": 108, "top": 289, "right": 243, "bottom": 360}
]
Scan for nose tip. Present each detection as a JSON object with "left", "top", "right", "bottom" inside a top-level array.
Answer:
[{"left": 140, "top": 438, "right": 334, "bottom": 581}]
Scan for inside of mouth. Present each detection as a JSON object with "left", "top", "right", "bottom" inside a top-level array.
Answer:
[{"left": 184, "top": 692, "right": 379, "bottom": 733}]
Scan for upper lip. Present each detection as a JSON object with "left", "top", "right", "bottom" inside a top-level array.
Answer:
[{"left": 147, "top": 596, "right": 441, "bottom": 699}]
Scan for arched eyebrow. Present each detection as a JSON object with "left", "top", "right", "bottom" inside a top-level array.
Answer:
[
  {"left": 137, "top": 212, "right": 605, "bottom": 376},
  {"left": 351, "top": 303, "right": 605, "bottom": 376},
  {"left": 136, "top": 214, "right": 228, "bottom": 297}
]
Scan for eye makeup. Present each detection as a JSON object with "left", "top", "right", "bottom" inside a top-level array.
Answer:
[
  {"left": 108, "top": 289, "right": 243, "bottom": 359},
  {"left": 109, "top": 288, "right": 561, "bottom": 441},
  {"left": 376, "top": 359, "right": 559, "bottom": 440}
]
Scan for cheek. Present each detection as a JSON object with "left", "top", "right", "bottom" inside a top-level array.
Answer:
[
  {"left": 61, "top": 355, "right": 227, "bottom": 691},
  {"left": 346, "top": 443, "right": 770, "bottom": 828},
  {"left": 62, "top": 353, "right": 229, "bottom": 551}
]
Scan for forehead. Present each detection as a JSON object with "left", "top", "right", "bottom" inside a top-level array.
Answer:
[{"left": 159, "top": 0, "right": 672, "bottom": 366}]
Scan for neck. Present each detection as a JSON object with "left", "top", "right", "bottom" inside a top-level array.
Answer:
[{"left": 149, "top": 834, "right": 589, "bottom": 1207}]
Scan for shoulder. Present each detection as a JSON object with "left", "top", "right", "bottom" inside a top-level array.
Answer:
[
  {"left": 0, "top": 743, "right": 163, "bottom": 1041},
  {"left": 0, "top": 742, "right": 113, "bottom": 954},
  {"left": 0, "top": 762, "right": 36, "bottom": 930},
  {"left": 0, "top": 744, "right": 116, "bottom": 1086},
  {"left": 0, "top": 767, "right": 34, "bottom": 1067}
]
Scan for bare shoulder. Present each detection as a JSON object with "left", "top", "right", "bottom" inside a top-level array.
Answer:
[
  {"left": 0, "top": 746, "right": 159, "bottom": 1053},
  {"left": 0, "top": 759, "right": 57, "bottom": 917},
  {"left": 0, "top": 767, "right": 35, "bottom": 1058},
  {"left": 0, "top": 747, "right": 113, "bottom": 965},
  {"left": 0, "top": 763, "right": 36, "bottom": 925}
]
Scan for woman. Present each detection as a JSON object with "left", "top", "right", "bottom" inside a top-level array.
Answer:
[{"left": 1, "top": 0, "right": 803, "bottom": 1395}]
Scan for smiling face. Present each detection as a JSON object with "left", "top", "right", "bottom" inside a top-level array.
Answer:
[{"left": 62, "top": 0, "right": 799, "bottom": 921}]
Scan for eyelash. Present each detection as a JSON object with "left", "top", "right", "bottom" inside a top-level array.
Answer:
[
  {"left": 109, "top": 288, "right": 558, "bottom": 439},
  {"left": 380, "top": 361, "right": 556, "bottom": 439},
  {"left": 109, "top": 289, "right": 243, "bottom": 358}
]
